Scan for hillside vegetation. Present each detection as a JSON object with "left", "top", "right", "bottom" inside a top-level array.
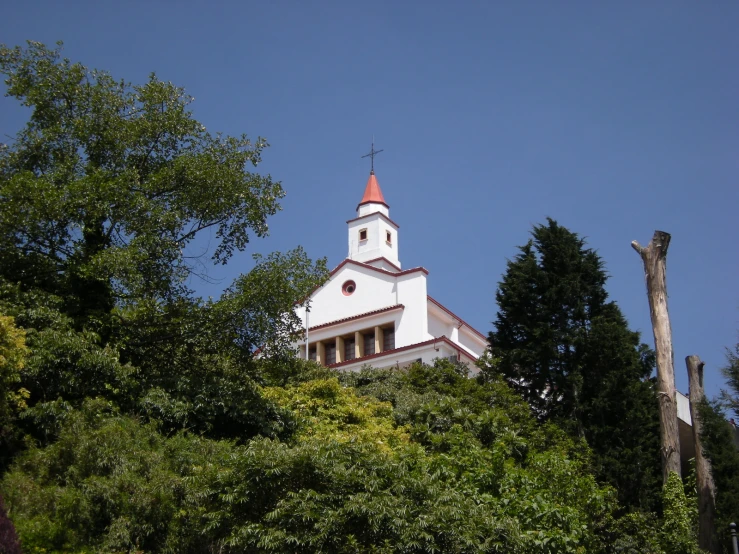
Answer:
[{"left": 0, "top": 41, "right": 709, "bottom": 553}]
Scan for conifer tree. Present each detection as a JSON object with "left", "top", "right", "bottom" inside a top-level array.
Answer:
[
  {"left": 698, "top": 344, "right": 739, "bottom": 552},
  {"left": 719, "top": 343, "right": 739, "bottom": 418},
  {"left": 698, "top": 398, "right": 739, "bottom": 553},
  {"left": 486, "top": 218, "right": 662, "bottom": 511}
]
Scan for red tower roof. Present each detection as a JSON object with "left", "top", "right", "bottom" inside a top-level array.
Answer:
[{"left": 357, "top": 170, "right": 389, "bottom": 209}]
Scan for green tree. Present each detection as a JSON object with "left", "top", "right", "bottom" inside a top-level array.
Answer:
[
  {"left": 4, "top": 363, "right": 659, "bottom": 554},
  {"left": 0, "top": 314, "right": 29, "bottom": 470},
  {"left": 719, "top": 342, "right": 739, "bottom": 418},
  {"left": 0, "top": 41, "right": 284, "bottom": 329},
  {"left": 659, "top": 472, "right": 701, "bottom": 554},
  {"left": 698, "top": 398, "right": 739, "bottom": 553},
  {"left": 485, "top": 219, "right": 662, "bottom": 511},
  {"left": 0, "top": 41, "right": 328, "bottom": 446}
]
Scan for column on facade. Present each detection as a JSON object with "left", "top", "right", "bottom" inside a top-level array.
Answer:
[
  {"left": 336, "top": 336, "right": 344, "bottom": 364},
  {"left": 355, "top": 331, "right": 364, "bottom": 358},
  {"left": 374, "top": 326, "right": 384, "bottom": 355}
]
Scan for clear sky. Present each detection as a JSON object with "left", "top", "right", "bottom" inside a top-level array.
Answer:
[{"left": 1, "top": 1, "right": 737, "bottom": 399}]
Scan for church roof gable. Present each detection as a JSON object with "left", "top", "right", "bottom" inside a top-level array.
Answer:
[
  {"left": 427, "top": 296, "right": 487, "bottom": 342},
  {"left": 330, "top": 258, "right": 427, "bottom": 279}
]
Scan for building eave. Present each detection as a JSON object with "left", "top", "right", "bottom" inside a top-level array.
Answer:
[
  {"left": 295, "top": 260, "right": 427, "bottom": 308},
  {"left": 328, "top": 335, "right": 477, "bottom": 369},
  {"left": 346, "top": 212, "right": 400, "bottom": 229},
  {"left": 427, "top": 296, "right": 487, "bottom": 342},
  {"left": 330, "top": 259, "right": 428, "bottom": 278},
  {"left": 362, "top": 257, "right": 402, "bottom": 272},
  {"left": 308, "top": 305, "right": 404, "bottom": 332}
]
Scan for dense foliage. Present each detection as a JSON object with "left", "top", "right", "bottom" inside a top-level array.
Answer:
[
  {"left": 2, "top": 362, "right": 688, "bottom": 553},
  {"left": 719, "top": 343, "right": 739, "bottom": 419},
  {"left": 0, "top": 41, "right": 286, "bottom": 316},
  {"left": 0, "top": 315, "right": 29, "bottom": 467},
  {"left": 0, "top": 41, "right": 328, "bottom": 460},
  {"left": 0, "top": 493, "right": 22, "bottom": 554},
  {"left": 0, "top": 42, "right": 704, "bottom": 553},
  {"left": 485, "top": 219, "right": 663, "bottom": 512},
  {"left": 698, "top": 398, "right": 739, "bottom": 553}
]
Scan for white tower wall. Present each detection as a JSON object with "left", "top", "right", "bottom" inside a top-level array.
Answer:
[{"left": 347, "top": 211, "right": 400, "bottom": 268}]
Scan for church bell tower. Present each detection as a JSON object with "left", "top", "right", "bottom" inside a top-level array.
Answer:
[{"left": 347, "top": 167, "right": 401, "bottom": 271}]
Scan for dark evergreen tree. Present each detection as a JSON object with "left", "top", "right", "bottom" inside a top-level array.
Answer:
[
  {"left": 486, "top": 218, "right": 662, "bottom": 511},
  {"left": 719, "top": 342, "right": 739, "bottom": 419},
  {"left": 698, "top": 398, "right": 739, "bottom": 553}
]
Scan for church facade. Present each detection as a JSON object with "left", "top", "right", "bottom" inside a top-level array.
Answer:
[
  {"left": 293, "top": 164, "right": 697, "bottom": 465},
  {"left": 295, "top": 169, "right": 487, "bottom": 372}
]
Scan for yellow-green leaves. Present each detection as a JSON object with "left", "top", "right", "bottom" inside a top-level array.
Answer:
[
  {"left": 0, "top": 315, "right": 29, "bottom": 418},
  {"left": 264, "top": 378, "right": 409, "bottom": 453}
]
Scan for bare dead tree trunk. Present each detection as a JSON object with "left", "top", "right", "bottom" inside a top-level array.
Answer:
[
  {"left": 686, "top": 355, "right": 718, "bottom": 553},
  {"left": 632, "top": 231, "right": 681, "bottom": 482}
]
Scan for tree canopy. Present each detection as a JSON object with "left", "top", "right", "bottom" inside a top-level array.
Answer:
[
  {"left": 0, "top": 40, "right": 328, "bottom": 460},
  {"left": 0, "top": 43, "right": 705, "bottom": 553},
  {"left": 719, "top": 343, "right": 739, "bottom": 419},
  {"left": 0, "top": 41, "right": 286, "bottom": 322},
  {"left": 697, "top": 343, "right": 739, "bottom": 552},
  {"left": 485, "top": 218, "right": 662, "bottom": 511}
]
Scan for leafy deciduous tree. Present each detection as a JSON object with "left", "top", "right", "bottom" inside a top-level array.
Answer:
[{"left": 0, "top": 41, "right": 285, "bottom": 327}]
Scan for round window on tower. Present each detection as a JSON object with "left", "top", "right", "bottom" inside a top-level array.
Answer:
[{"left": 342, "top": 280, "right": 356, "bottom": 296}]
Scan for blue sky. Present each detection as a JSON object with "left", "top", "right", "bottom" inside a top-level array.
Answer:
[{"left": 1, "top": 1, "right": 737, "bottom": 398}]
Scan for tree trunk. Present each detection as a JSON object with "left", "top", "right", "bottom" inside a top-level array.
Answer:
[
  {"left": 632, "top": 231, "right": 681, "bottom": 482},
  {"left": 686, "top": 355, "right": 718, "bottom": 553}
]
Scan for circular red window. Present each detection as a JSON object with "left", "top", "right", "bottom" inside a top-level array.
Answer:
[{"left": 342, "top": 280, "right": 356, "bottom": 296}]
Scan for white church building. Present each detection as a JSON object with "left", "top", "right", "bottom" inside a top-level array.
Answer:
[
  {"left": 293, "top": 162, "right": 698, "bottom": 466},
  {"left": 295, "top": 168, "right": 487, "bottom": 372}
]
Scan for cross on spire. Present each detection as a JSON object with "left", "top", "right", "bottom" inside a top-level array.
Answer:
[{"left": 361, "top": 137, "right": 383, "bottom": 174}]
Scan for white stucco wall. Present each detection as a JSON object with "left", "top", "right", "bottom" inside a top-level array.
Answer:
[
  {"left": 676, "top": 391, "right": 691, "bottom": 425},
  {"left": 426, "top": 299, "right": 487, "bottom": 358},
  {"left": 358, "top": 202, "right": 389, "bottom": 218},
  {"left": 427, "top": 312, "right": 449, "bottom": 340},
  {"left": 395, "top": 272, "right": 428, "bottom": 347},
  {"left": 298, "top": 264, "right": 398, "bottom": 328},
  {"left": 294, "top": 262, "right": 429, "bottom": 354},
  {"left": 347, "top": 212, "right": 400, "bottom": 268},
  {"left": 457, "top": 327, "right": 487, "bottom": 358}
]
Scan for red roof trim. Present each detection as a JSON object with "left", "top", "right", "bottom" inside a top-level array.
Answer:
[
  {"left": 295, "top": 261, "right": 426, "bottom": 307},
  {"left": 427, "top": 296, "right": 487, "bottom": 341},
  {"left": 362, "top": 257, "right": 402, "bottom": 272},
  {"left": 346, "top": 212, "right": 400, "bottom": 229},
  {"left": 328, "top": 335, "right": 477, "bottom": 369},
  {"left": 329, "top": 259, "right": 428, "bottom": 278},
  {"left": 309, "top": 305, "right": 404, "bottom": 332}
]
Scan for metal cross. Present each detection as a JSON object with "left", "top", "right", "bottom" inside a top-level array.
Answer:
[{"left": 361, "top": 137, "right": 383, "bottom": 174}]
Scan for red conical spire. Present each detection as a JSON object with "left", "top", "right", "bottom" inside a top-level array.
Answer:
[{"left": 358, "top": 170, "right": 389, "bottom": 209}]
